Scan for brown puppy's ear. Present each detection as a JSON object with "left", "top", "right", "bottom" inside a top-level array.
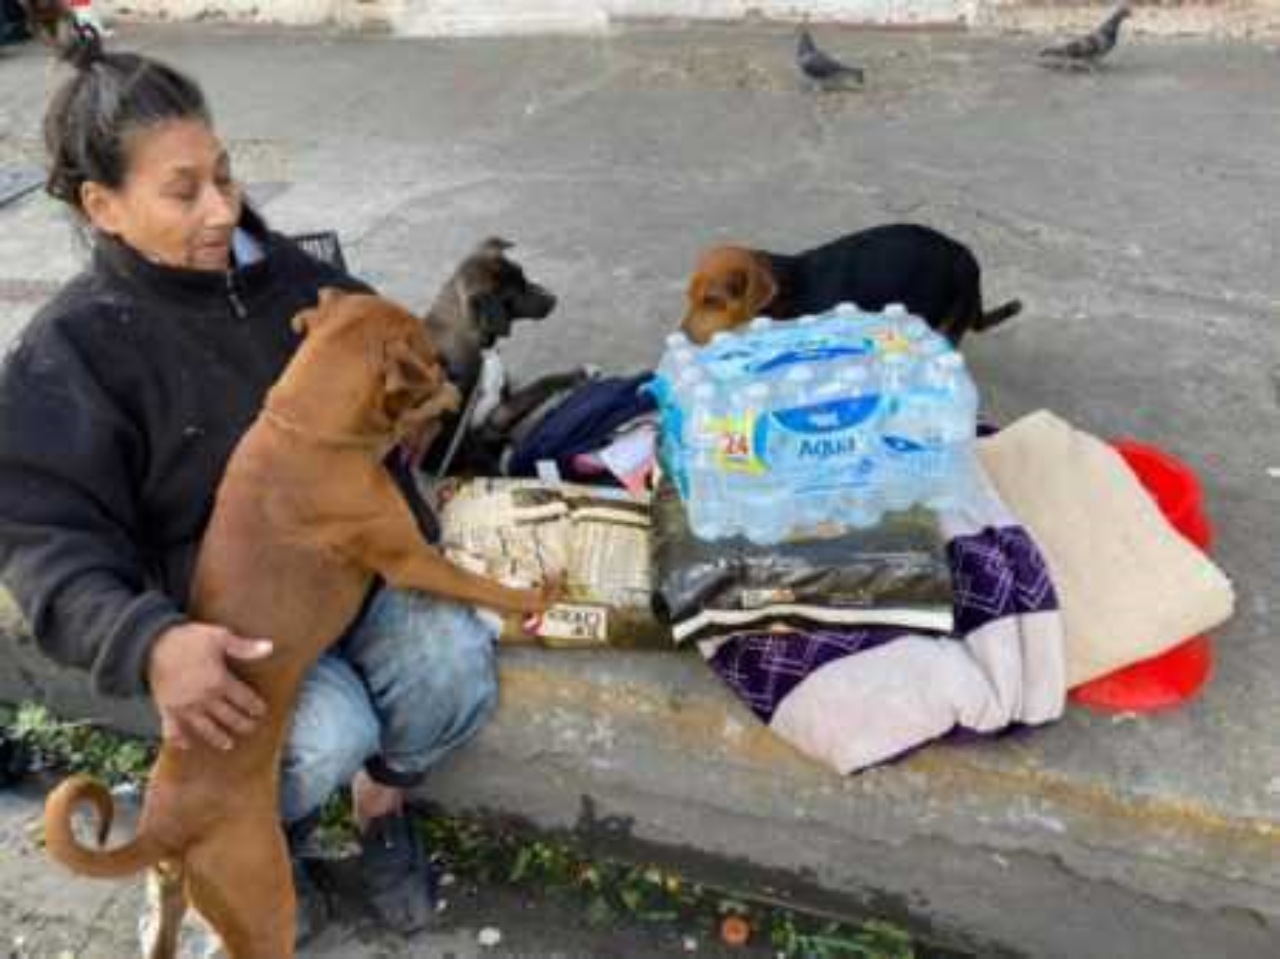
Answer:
[
  {"left": 291, "top": 308, "right": 318, "bottom": 336},
  {"left": 742, "top": 256, "right": 778, "bottom": 319},
  {"left": 722, "top": 268, "right": 750, "bottom": 300},
  {"left": 680, "top": 273, "right": 709, "bottom": 339},
  {"left": 291, "top": 287, "right": 349, "bottom": 335},
  {"left": 685, "top": 272, "right": 707, "bottom": 307},
  {"left": 382, "top": 339, "right": 436, "bottom": 421}
]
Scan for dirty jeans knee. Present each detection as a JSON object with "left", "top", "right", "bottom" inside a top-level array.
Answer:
[
  {"left": 280, "top": 654, "right": 380, "bottom": 827},
  {"left": 342, "top": 588, "right": 499, "bottom": 788}
]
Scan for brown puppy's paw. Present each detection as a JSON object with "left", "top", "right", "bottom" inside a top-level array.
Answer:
[{"left": 514, "top": 574, "right": 566, "bottom": 618}]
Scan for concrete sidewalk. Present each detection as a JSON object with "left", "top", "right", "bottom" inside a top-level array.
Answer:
[{"left": 1, "top": 23, "right": 1278, "bottom": 959}]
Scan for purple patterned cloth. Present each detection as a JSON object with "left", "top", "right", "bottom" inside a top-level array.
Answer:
[
  {"left": 709, "top": 627, "right": 913, "bottom": 723},
  {"left": 698, "top": 475, "right": 1067, "bottom": 775},
  {"left": 948, "top": 525, "right": 1058, "bottom": 636}
]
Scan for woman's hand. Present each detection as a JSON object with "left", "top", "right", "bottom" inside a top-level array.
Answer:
[{"left": 146, "top": 622, "right": 273, "bottom": 751}]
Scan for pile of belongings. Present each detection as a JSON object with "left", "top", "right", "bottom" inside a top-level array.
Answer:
[
  {"left": 435, "top": 361, "right": 1235, "bottom": 774},
  {"left": 656, "top": 409, "right": 1234, "bottom": 774}
]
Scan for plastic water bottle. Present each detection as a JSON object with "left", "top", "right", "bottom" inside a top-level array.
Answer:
[
  {"left": 830, "top": 363, "right": 880, "bottom": 527},
  {"left": 653, "top": 303, "right": 981, "bottom": 541},
  {"left": 685, "top": 381, "right": 729, "bottom": 539},
  {"left": 738, "top": 381, "right": 790, "bottom": 543},
  {"left": 926, "top": 352, "right": 978, "bottom": 505},
  {"left": 877, "top": 352, "right": 919, "bottom": 511}
]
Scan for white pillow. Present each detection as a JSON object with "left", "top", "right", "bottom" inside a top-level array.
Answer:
[{"left": 977, "top": 411, "right": 1234, "bottom": 686}]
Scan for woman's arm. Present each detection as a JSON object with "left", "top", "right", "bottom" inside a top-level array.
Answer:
[{"left": 0, "top": 312, "right": 183, "bottom": 698}]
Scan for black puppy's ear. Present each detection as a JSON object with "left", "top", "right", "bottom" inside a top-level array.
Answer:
[{"left": 476, "top": 237, "right": 515, "bottom": 259}]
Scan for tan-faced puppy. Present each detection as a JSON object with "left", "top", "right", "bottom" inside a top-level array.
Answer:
[
  {"left": 43, "top": 290, "right": 555, "bottom": 959},
  {"left": 682, "top": 224, "right": 1022, "bottom": 346}
]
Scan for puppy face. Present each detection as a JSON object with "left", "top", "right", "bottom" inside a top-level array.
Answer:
[
  {"left": 680, "top": 246, "right": 778, "bottom": 345},
  {"left": 292, "top": 288, "right": 461, "bottom": 439},
  {"left": 455, "top": 237, "right": 557, "bottom": 345}
]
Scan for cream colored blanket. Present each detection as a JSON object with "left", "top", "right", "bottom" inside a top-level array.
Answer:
[{"left": 977, "top": 411, "right": 1235, "bottom": 686}]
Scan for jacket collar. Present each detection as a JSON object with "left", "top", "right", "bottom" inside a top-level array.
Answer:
[{"left": 91, "top": 204, "right": 276, "bottom": 313}]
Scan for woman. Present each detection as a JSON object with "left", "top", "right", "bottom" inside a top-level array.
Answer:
[{"left": 0, "top": 26, "right": 494, "bottom": 943}]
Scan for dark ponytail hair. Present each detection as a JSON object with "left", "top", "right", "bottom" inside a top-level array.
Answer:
[{"left": 43, "top": 21, "right": 211, "bottom": 213}]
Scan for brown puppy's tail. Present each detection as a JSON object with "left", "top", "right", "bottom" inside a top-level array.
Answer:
[
  {"left": 44, "top": 773, "right": 166, "bottom": 879},
  {"left": 976, "top": 299, "right": 1022, "bottom": 332}
]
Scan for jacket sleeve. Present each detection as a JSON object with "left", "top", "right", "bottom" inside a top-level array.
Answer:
[{"left": 0, "top": 315, "right": 185, "bottom": 699}]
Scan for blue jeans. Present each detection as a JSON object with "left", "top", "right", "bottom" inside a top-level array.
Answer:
[{"left": 279, "top": 587, "right": 499, "bottom": 826}]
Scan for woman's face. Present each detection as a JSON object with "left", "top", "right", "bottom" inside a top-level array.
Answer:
[{"left": 81, "top": 118, "right": 242, "bottom": 272}]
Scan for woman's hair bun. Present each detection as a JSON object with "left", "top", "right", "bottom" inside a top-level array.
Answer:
[{"left": 56, "top": 17, "right": 104, "bottom": 71}]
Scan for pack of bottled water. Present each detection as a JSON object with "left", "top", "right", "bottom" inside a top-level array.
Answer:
[{"left": 651, "top": 303, "right": 979, "bottom": 543}]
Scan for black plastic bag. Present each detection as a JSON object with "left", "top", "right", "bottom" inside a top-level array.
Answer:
[{"left": 650, "top": 479, "right": 954, "bottom": 643}]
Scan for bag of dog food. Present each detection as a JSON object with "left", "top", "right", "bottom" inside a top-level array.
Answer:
[{"left": 437, "top": 478, "right": 670, "bottom": 649}]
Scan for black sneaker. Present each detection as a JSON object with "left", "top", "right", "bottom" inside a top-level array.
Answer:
[
  {"left": 355, "top": 812, "right": 438, "bottom": 935},
  {"left": 292, "top": 855, "right": 331, "bottom": 947}
]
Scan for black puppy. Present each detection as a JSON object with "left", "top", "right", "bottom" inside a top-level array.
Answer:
[
  {"left": 682, "top": 223, "right": 1022, "bottom": 346},
  {"left": 415, "top": 238, "right": 585, "bottom": 475},
  {"left": 423, "top": 236, "right": 557, "bottom": 399}
]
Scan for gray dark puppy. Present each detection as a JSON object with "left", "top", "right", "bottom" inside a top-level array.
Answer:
[
  {"left": 416, "top": 238, "right": 583, "bottom": 475},
  {"left": 1039, "top": 5, "right": 1132, "bottom": 69},
  {"left": 423, "top": 237, "right": 557, "bottom": 399}
]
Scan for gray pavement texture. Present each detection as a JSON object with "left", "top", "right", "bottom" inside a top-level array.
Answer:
[
  {"left": 0, "top": 21, "right": 1279, "bottom": 959},
  {"left": 0, "top": 782, "right": 782, "bottom": 959}
]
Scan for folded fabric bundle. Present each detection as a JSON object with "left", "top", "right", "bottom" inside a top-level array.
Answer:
[
  {"left": 650, "top": 481, "right": 956, "bottom": 644},
  {"left": 975, "top": 411, "right": 1235, "bottom": 686},
  {"left": 699, "top": 464, "right": 1067, "bottom": 774}
]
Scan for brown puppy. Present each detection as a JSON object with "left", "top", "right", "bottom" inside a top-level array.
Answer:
[
  {"left": 682, "top": 224, "right": 1022, "bottom": 346},
  {"left": 42, "top": 290, "right": 554, "bottom": 959}
]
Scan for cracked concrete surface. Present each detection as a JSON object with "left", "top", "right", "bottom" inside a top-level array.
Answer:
[{"left": 0, "top": 21, "right": 1278, "bottom": 959}]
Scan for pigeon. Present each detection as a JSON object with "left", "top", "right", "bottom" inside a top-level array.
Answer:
[
  {"left": 1039, "top": 4, "right": 1133, "bottom": 69},
  {"left": 795, "top": 25, "right": 865, "bottom": 90}
]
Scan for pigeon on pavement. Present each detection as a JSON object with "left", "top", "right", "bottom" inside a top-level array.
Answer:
[
  {"left": 1039, "top": 5, "right": 1133, "bottom": 69},
  {"left": 796, "top": 25, "right": 866, "bottom": 90}
]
